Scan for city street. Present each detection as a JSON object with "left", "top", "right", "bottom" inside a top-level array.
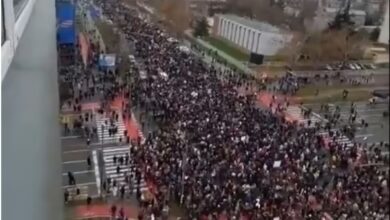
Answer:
[
  {"left": 61, "top": 137, "right": 99, "bottom": 200},
  {"left": 304, "top": 102, "right": 389, "bottom": 144}
]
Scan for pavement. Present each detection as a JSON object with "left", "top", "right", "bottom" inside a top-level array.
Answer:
[
  {"left": 61, "top": 137, "right": 99, "bottom": 200},
  {"left": 184, "top": 32, "right": 389, "bottom": 78},
  {"left": 184, "top": 32, "right": 255, "bottom": 76},
  {"left": 188, "top": 36, "right": 390, "bottom": 147},
  {"left": 304, "top": 102, "right": 389, "bottom": 144}
]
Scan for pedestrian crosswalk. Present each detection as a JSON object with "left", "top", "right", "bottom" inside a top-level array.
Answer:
[
  {"left": 319, "top": 130, "right": 354, "bottom": 148},
  {"left": 102, "top": 146, "right": 148, "bottom": 194},
  {"left": 96, "top": 113, "right": 126, "bottom": 144},
  {"left": 286, "top": 106, "right": 322, "bottom": 127},
  {"left": 63, "top": 184, "right": 91, "bottom": 200}
]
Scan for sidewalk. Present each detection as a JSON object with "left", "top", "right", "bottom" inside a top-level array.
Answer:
[{"left": 184, "top": 32, "right": 255, "bottom": 76}]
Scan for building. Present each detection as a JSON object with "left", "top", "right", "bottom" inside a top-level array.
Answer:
[
  {"left": 189, "top": 0, "right": 227, "bottom": 17},
  {"left": 2, "top": 0, "right": 63, "bottom": 219},
  {"left": 324, "top": 7, "right": 367, "bottom": 26},
  {"left": 212, "top": 14, "right": 293, "bottom": 57},
  {"left": 378, "top": 0, "right": 389, "bottom": 44}
]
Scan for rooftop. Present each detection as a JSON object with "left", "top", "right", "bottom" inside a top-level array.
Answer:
[{"left": 218, "top": 14, "right": 283, "bottom": 34}]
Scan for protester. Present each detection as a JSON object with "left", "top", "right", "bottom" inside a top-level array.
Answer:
[{"left": 62, "top": 1, "right": 390, "bottom": 219}]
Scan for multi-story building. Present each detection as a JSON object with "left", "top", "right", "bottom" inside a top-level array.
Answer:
[{"left": 212, "top": 14, "right": 293, "bottom": 57}]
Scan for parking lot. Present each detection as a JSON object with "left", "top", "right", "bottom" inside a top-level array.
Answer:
[{"left": 305, "top": 102, "right": 389, "bottom": 144}]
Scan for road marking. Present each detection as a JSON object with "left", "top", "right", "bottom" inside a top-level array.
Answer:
[
  {"left": 102, "top": 146, "right": 130, "bottom": 153},
  {"left": 61, "top": 135, "right": 82, "bottom": 139},
  {"left": 62, "top": 170, "right": 94, "bottom": 176},
  {"left": 93, "top": 150, "right": 101, "bottom": 195},
  {"left": 62, "top": 182, "right": 96, "bottom": 188},
  {"left": 63, "top": 160, "right": 85, "bottom": 164},
  {"left": 355, "top": 134, "right": 374, "bottom": 138},
  {"left": 62, "top": 142, "right": 101, "bottom": 148},
  {"left": 63, "top": 149, "right": 90, "bottom": 154}
]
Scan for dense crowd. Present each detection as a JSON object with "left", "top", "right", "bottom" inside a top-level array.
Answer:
[{"left": 76, "top": 0, "right": 390, "bottom": 219}]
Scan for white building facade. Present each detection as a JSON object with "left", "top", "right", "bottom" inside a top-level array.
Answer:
[
  {"left": 212, "top": 14, "right": 292, "bottom": 56},
  {"left": 378, "top": 0, "right": 389, "bottom": 44}
]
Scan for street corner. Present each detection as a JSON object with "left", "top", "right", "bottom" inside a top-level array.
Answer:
[
  {"left": 124, "top": 113, "right": 144, "bottom": 142},
  {"left": 75, "top": 203, "right": 139, "bottom": 219}
]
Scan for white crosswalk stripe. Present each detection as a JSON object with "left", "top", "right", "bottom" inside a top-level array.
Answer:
[
  {"left": 96, "top": 113, "right": 126, "bottom": 144},
  {"left": 320, "top": 131, "right": 355, "bottom": 148},
  {"left": 63, "top": 184, "right": 90, "bottom": 200},
  {"left": 286, "top": 106, "right": 322, "bottom": 127},
  {"left": 102, "top": 146, "right": 148, "bottom": 193}
]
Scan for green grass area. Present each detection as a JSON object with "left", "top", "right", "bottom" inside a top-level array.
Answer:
[
  {"left": 204, "top": 36, "right": 249, "bottom": 61},
  {"left": 295, "top": 85, "right": 358, "bottom": 97},
  {"left": 298, "top": 90, "right": 372, "bottom": 104},
  {"left": 296, "top": 85, "right": 373, "bottom": 104}
]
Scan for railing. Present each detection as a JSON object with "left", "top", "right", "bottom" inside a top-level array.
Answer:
[{"left": 2, "top": 0, "right": 37, "bottom": 79}]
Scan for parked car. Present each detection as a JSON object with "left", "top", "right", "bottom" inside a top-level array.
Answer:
[
  {"left": 357, "top": 63, "right": 365, "bottom": 69},
  {"left": 325, "top": 64, "right": 333, "bottom": 71},
  {"left": 353, "top": 63, "right": 361, "bottom": 70},
  {"left": 363, "top": 64, "right": 372, "bottom": 69}
]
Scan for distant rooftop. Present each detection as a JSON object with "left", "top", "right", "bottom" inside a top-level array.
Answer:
[{"left": 218, "top": 14, "right": 283, "bottom": 34}]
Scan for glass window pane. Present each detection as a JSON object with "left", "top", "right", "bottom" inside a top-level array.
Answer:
[{"left": 14, "top": 0, "right": 28, "bottom": 18}]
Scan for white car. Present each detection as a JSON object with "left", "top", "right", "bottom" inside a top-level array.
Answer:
[
  {"left": 353, "top": 63, "right": 361, "bottom": 70},
  {"left": 349, "top": 64, "right": 356, "bottom": 70},
  {"left": 369, "top": 96, "right": 389, "bottom": 104},
  {"left": 325, "top": 65, "right": 333, "bottom": 71}
]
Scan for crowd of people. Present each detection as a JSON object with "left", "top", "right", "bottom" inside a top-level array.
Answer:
[{"left": 62, "top": 0, "right": 390, "bottom": 219}]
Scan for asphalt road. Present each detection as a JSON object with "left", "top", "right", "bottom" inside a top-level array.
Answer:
[
  {"left": 61, "top": 137, "right": 98, "bottom": 199},
  {"left": 296, "top": 68, "right": 389, "bottom": 77},
  {"left": 305, "top": 102, "right": 389, "bottom": 144}
]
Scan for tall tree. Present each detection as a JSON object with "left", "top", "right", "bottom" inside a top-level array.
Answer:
[{"left": 193, "top": 17, "right": 209, "bottom": 37}]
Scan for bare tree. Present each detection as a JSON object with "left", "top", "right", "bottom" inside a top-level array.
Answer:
[
  {"left": 297, "top": 28, "right": 369, "bottom": 63},
  {"left": 276, "top": 32, "right": 304, "bottom": 64},
  {"left": 157, "top": 0, "right": 192, "bottom": 36},
  {"left": 300, "top": 0, "right": 318, "bottom": 21}
]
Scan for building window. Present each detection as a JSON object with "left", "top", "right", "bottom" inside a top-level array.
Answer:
[
  {"left": 218, "top": 18, "right": 223, "bottom": 35},
  {"left": 238, "top": 26, "right": 242, "bottom": 45},
  {"left": 223, "top": 20, "right": 227, "bottom": 37},
  {"left": 232, "top": 24, "right": 236, "bottom": 42},
  {"left": 252, "top": 31, "right": 256, "bottom": 51},
  {"left": 256, "top": 33, "right": 261, "bottom": 53},
  {"left": 14, "top": 0, "right": 28, "bottom": 18},
  {"left": 245, "top": 29, "right": 252, "bottom": 50},
  {"left": 230, "top": 22, "right": 234, "bottom": 41}
]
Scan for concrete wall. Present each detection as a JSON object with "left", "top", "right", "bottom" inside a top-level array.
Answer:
[
  {"left": 379, "top": 0, "right": 389, "bottom": 44},
  {"left": 1, "top": 0, "right": 63, "bottom": 218}
]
